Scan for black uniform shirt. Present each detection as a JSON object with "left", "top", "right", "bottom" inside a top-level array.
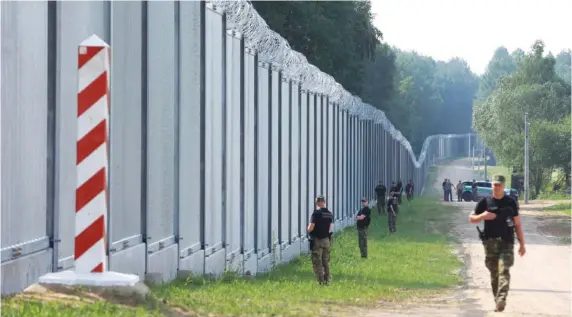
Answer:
[
  {"left": 310, "top": 208, "right": 333, "bottom": 239},
  {"left": 375, "top": 185, "right": 386, "bottom": 197},
  {"left": 474, "top": 195, "right": 519, "bottom": 243},
  {"left": 356, "top": 206, "right": 371, "bottom": 228}
]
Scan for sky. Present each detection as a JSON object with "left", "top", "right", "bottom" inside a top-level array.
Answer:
[{"left": 370, "top": 0, "right": 572, "bottom": 75}]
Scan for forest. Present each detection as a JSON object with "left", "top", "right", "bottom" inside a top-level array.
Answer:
[{"left": 253, "top": 1, "right": 571, "bottom": 193}]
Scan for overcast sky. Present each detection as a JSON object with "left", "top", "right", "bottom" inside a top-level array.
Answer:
[{"left": 370, "top": 0, "right": 572, "bottom": 75}]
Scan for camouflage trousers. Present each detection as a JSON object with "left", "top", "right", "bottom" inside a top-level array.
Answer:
[
  {"left": 484, "top": 238, "right": 515, "bottom": 304},
  {"left": 357, "top": 227, "right": 368, "bottom": 258},
  {"left": 311, "top": 237, "right": 331, "bottom": 284}
]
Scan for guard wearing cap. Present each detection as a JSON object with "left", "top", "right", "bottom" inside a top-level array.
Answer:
[
  {"left": 469, "top": 175, "right": 526, "bottom": 312},
  {"left": 356, "top": 198, "right": 372, "bottom": 258},
  {"left": 307, "top": 195, "right": 334, "bottom": 285}
]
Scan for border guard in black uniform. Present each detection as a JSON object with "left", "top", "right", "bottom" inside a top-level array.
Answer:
[
  {"left": 307, "top": 195, "right": 334, "bottom": 285},
  {"left": 356, "top": 198, "right": 371, "bottom": 258},
  {"left": 469, "top": 175, "right": 526, "bottom": 312}
]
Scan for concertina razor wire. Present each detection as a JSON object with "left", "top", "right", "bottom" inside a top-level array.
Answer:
[{"left": 211, "top": 0, "right": 471, "bottom": 168}]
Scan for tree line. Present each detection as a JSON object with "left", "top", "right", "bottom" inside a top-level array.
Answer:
[
  {"left": 253, "top": 1, "right": 570, "bottom": 194},
  {"left": 253, "top": 0, "right": 478, "bottom": 153},
  {"left": 473, "top": 43, "right": 571, "bottom": 195}
]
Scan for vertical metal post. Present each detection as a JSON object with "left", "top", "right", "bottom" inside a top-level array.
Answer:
[
  {"left": 484, "top": 146, "right": 487, "bottom": 180},
  {"left": 524, "top": 112, "right": 529, "bottom": 204},
  {"left": 468, "top": 134, "right": 471, "bottom": 158}
]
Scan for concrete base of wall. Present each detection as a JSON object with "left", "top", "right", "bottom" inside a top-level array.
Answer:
[
  {"left": 146, "top": 244, "right": 178, "bottom": 283},
  {"left": 109, "top": 243, "right": 146, "bottom": 280},
  {"left": 179, "top": 250, "right": 205, "bottom": 275},
  {"left": 257, "top": 253, "right": 273, "bottom": 273},
  {"left": 1, "top": 249, "right": 53, "bottom": 295},
  {"left": 204, "top": 248, "right": 226, "bottom": 276},
  {"left": 226, "top": 252, "right": 243, "bottom": 274},
  {"left": 242, "top": 253, "right": 257, "bottom": 276},
  {"left": 280, "top": 241, "right": 300, "bottom": 264},
  {"left": 300, "top": 238, "right": 310, "bottom": 254},
  {"left": 334, "top": 219, "right": 344, "bottom": 232}
]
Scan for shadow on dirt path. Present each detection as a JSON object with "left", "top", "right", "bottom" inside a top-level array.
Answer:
[{"left": 360, "top": 158, "right": 571, "bottom": 317}]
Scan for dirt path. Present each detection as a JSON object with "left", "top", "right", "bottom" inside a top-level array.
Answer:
[{"left": 362, "top": 159, "right": 571, "bottom": 317}]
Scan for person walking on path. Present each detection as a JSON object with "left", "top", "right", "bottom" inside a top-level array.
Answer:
[
  {"left": 355, "top": 198, "right": 371, "bottom": 258},
  {"left": 307, "top": 195, "right": 334, "bottom": 285},
  {"left": 469, "top": 175, "right": 526, "bottom": 312}
]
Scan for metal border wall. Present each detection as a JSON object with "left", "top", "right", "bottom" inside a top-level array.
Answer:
[{"left": 1, "top": 1, "right": 473, "bottom": 294}]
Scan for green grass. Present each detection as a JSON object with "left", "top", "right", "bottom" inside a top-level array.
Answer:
[
  {"left": 2, "top": 197, "right": 462, "bottom": 317},
  {"left": 543, "top": 202, "right": 572, "bottom": 216},
  {"left": 0, "top": 299, "right": 165, "bottom": 317},
  {"left": 536, "top": 192, "right": 571, "bottom": 201},
  {"left": 151, "top": 197, "right": 462, "bottom": 317}
]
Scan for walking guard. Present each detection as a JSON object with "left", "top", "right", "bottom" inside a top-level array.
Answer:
[{"left": 469, "top": 175, "right": 526, "bottom": 312}]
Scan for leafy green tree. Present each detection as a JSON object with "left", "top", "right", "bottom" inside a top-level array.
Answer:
[
  {"left": 473, "top": 41, "right": 571, "bottom": 195},
  {"left": 252, "top": 1, "right": 382, "bottom": 96},
  {"left": 476, "top": 47, "right": 517, "bottom": 101},
  {"left": 554, "top": 50, "right": 571, "bottom": 84}
]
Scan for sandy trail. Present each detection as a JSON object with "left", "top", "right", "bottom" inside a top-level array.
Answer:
[{"left": 361, "top": 159, "right": 571, "bottom": 317}]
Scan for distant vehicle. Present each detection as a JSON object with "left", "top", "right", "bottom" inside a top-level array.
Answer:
[{"left": 461, "top": 180, "right": 519, "bottom": 202}]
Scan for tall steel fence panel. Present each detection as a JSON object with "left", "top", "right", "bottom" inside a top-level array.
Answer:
[
  {"left": 279, "top": 77, "right": 290, "bottom": 254},
  {"left": 326, "top": 102, "right": 334, "bottom": 219},
  {"left": 145, "top": 0, "right": 178, "bottom": 282},
  {"left": 299, "top": 90, "right": 310, "bottom": 253},
  {"left": 204, "top": 4, "right": 225, "bottom": 275},
  {"left": 224, "top": 30, "right": 242, "bottom": 272},
  {"left": 0, "top": 1, "right": 52, "bottom": 293},
  {"left": 255, "top": 62, "right": 271, "bottom": 267},
  {"left": 243, "top": 47, "right": 257, "bottom": 273},
  {"left": 108, "top": 1, "right": 145, "bottom": 278},
  {"left": 290, "top": 82, "right": 300, "bottom": 246},
  {"left": 177, "top": 0, "right": 204, "bottom": 275},
  {"left": 269, "top": 66, "right": 280, "bottom": 257},
  {"left": 307, "top": 93, "right": 316, "bottom": 224}
]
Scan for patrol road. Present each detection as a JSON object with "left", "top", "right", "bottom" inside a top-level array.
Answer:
[
  {"left": 448, "top": 158, "right": 571, "bottom": 316},
  {"left": 363, "top": 158, "right": 571, "bottom": 317}
]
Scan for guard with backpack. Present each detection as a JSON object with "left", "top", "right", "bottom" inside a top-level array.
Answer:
[{"left": 469, "top": 175, "right": 526, "bottom": 312}]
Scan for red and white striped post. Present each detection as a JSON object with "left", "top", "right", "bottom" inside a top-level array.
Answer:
[
  {"left": 39, "top": 34, "right": 138, "bottom": 287},
  {"left": 75, "top": 34, "right": 110, "bottom": 274}
]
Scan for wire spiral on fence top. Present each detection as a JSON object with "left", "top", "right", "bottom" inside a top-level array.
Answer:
[{"left": 212, "top": 0, "right": 470, "bottom": 168}]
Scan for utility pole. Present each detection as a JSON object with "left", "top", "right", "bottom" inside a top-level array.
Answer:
[
  {"left": 468, "top": 134, "right": 471, "bottom": 158},
  {"left": 484, "top": 146, "right": 488, "bottom": 180},
  {"left": 524, "top": 112, "right": 530, "bottom": 204}
]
